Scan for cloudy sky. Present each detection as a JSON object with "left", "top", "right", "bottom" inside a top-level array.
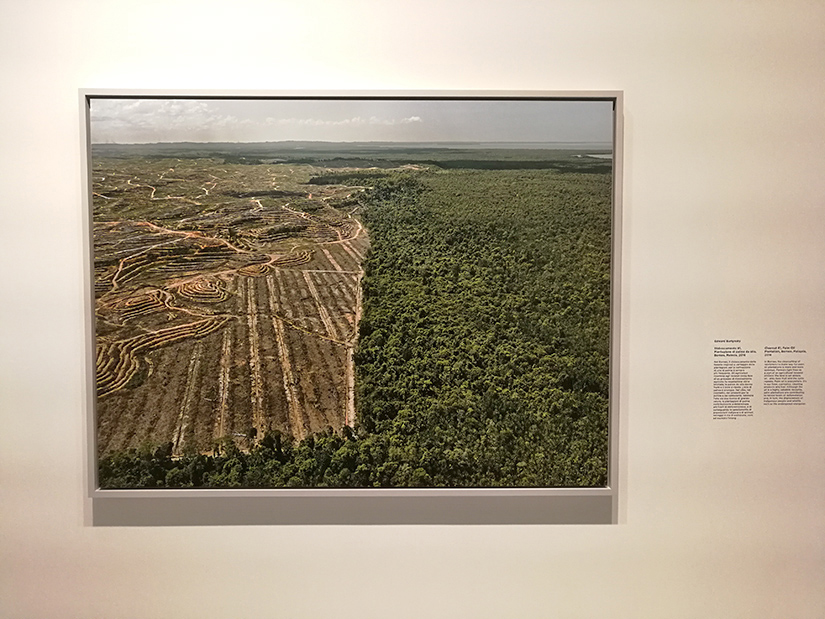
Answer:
[{"left": 90, "top": 97, "right": 614, "bottom": 145}]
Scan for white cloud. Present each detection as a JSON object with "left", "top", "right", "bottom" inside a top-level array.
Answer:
[
  {"left": 91, "top": 99, "right": 424, "bottom": 143},
  {"left": 90, "top": 99, "right": 244, "bottom": 143}
]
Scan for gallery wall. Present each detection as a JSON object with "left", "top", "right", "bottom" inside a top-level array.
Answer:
[{"left": 1, "top": 1, "right": 823, "bottom": 617}]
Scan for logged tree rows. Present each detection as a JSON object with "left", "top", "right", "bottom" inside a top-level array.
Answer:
[{"left": 100, "top": 161, "right": 613, "bottom": 489}]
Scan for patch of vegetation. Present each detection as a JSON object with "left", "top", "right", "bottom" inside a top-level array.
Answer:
[
  {"left": 426, "top": 159, "right": 612, "bottom": 173},
  {"left": 352, "top": 171, "right": 611, "bottom": 486},
  {"left": 308, "top": 171, "right": 392, "bottom": 186}
]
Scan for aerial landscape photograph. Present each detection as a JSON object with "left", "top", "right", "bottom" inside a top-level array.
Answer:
[{"left": 89, "top": 96, "right": 615, "bottom": 489}]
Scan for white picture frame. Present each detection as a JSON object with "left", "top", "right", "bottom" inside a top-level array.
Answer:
[{"left": 81, "top": 90, "right": 623, "bottom": 525}]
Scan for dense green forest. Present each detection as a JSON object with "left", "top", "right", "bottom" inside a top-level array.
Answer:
[{"left": 100, "top": 167, "right": 612, "bottom": 488}]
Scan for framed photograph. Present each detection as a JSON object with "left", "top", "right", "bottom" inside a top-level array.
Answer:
[{"left": 82, "top": 90, "right": 623, "bottom": 524}]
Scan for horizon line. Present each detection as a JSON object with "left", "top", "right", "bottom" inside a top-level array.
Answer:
[{"left": 91, "top": 139, "right": 613, "bottom": 147}]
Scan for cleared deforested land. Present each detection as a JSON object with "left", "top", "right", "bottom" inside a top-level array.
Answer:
[{"left": 93, "top": 152, "right": 370, "bottom": 460}]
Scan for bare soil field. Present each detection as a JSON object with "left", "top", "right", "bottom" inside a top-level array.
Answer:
[{"left": 93, "top": 155, "right": 370, "bottom": 456}]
